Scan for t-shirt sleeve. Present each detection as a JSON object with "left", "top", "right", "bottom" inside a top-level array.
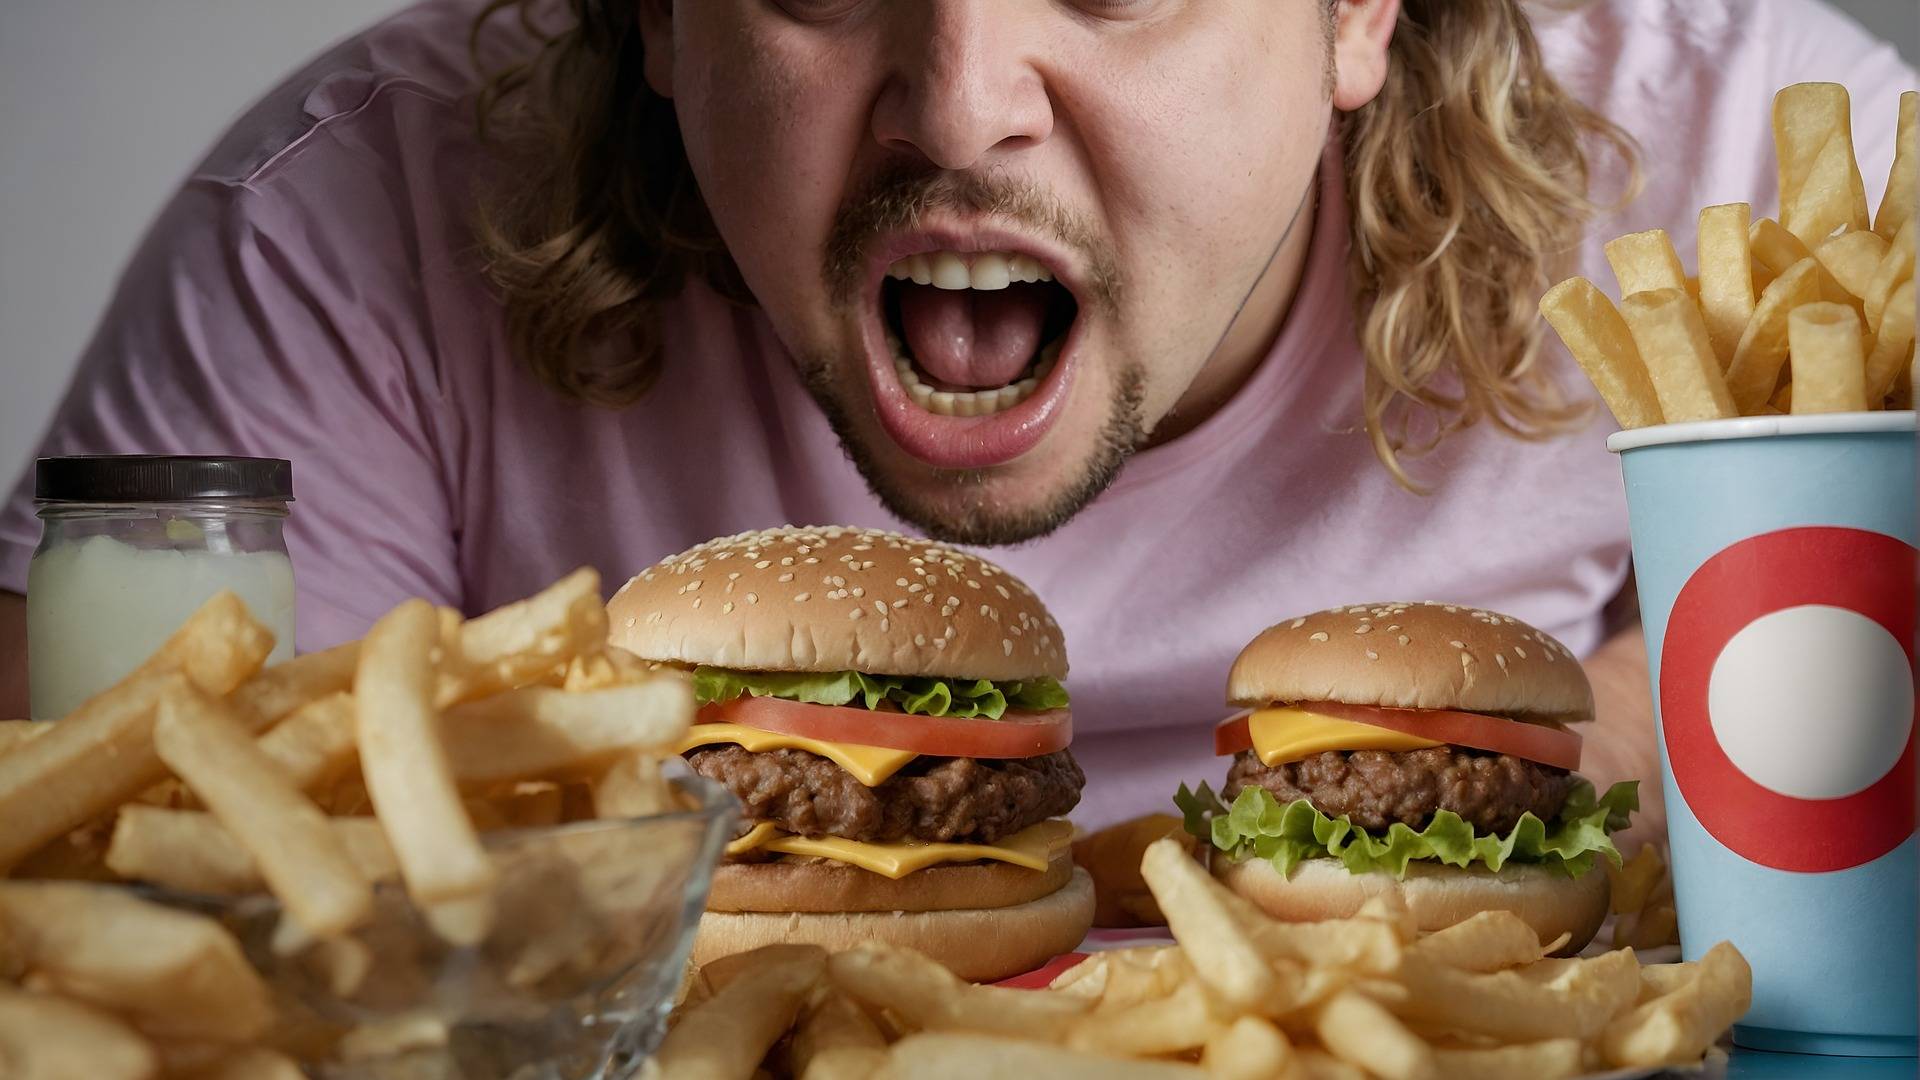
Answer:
[{"left": 0, "top": 180, "right": 462, "bottom": 650}]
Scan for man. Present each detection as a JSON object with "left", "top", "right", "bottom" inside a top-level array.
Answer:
[{"left": 0, "top": 0, "right": 1908, "bottom": 828}]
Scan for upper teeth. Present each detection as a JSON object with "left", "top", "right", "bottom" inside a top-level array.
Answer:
[{"left": 886, "top": 251, "right": 1055, "bottom": 291}]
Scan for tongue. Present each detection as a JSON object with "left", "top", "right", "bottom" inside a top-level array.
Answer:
[{"left": 897, "top": 284, "right": 1049, "bottom": 389}]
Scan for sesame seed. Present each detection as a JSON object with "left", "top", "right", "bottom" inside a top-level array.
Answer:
[
  {"left": 880, "top": 619, "right": 889, "bottom": 631},
  {"left": 1003, "top": 640, "right": 1013, "bottom": 656},
  {"left": 893, "top": 599, "right": 908, "bottom": 609},
  {"left": 908, "top": 584, "right": 925, "bottom": 593},
  {"left": 1365, "top": 650, "right": 1379, "bottom": 661},
  {"left": 722, "top": 602, "right": 734, "bottom": 614},
  {"left": 794, "top": 593, "right": 811, "bottom": 602},
  {"left": 1495, "top": 653, "right": 1509, "bottom": 671},
  {"left": 934, "top": 639, "right": 948, "bottom": 649},
  {"left": 966, "top": 579, "right": 980, "bottom": 589},
  {"left": 914, "top": 634, "right": 927, "bottom": 646},
  {"left": 780, "top": 557, "right": 794, "bottom": 566},
  {"left": 1309, "top": 632, "right": 1329, "bottom": 643},
  {"left": 897, "top": 578, "right": 910, "bottom": 587},
  {"left": 1354, "top": 624, "right": 1373, "bottom": 635},
  {"left": 778, "top": 573, "right": 794, "bottom": 583},
  {"left": 849, "top": 609, "right": 863, "bottom": 620},
  {"left": 1449, "top": 640, "right": 1465, "bottom": 648},
  {"left": 624, "top": 617, "right": 635, "bottom": 628},
  {"left": 746, "top": 593, "right": 758, "bottom": 604},
  {"left": 1386, "top": 624, "right": 1400, "bottom": 632},
  {"left": 1514, "top": 645, "right": 1527, "bottom": 659},
  {"left": 691, "top": 598, "right": 703, "bottom": 609},
  {"left": 874, "top": 601, "right": 887, "bottom": 614},
  {"left": 686, "top": 579, "right": 703, "bottom": 592},
  {"left": 852, "top": 587, "right": 865, "bottom": 598},
  {"left": 804, "top": 557, "right": 819, "bottom": 564},
  {"left": 996, "top": 585, "right": 1011, "bottom": 599},
  {"left": 1397, "top": 635, "right": 1410, "bottom": 646},
  {"left": 1290, "top": 618, "right": 1307, "bottom": 629}
]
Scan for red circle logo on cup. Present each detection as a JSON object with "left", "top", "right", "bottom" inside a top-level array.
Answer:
[{"left": 1661, "top": 526, "right": 1917, "bottom": 873}]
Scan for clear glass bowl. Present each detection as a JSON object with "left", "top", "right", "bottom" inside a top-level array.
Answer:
[{"left": 143, "top": 777, "right": 736, "bottom": 1079}]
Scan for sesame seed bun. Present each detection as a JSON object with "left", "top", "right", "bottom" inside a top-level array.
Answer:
[
  {"left": 607, "top": 526, "right": 1066, "bottom": 681},
  {"left": 1227, "top": 602, "right": 1593, "bottom": 723},
  {"left": 692, "top": 866, "right": 1096, "bottom": 982},
  {"left": 1213, "top": 856, "right": 1609, "bottom": 954}
]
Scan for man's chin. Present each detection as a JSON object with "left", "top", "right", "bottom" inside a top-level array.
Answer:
[{"left": 806, "top": 372, "right": 1147, "bottom": 547}]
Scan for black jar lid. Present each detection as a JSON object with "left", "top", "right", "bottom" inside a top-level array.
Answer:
[{"left": 35, "top": 456, "right": 294, "bottom": 503}]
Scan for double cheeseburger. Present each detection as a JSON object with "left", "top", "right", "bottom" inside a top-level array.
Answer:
[
  {"left": 1177, "top": 602, "right": 1637, "bottom": 952},
  {"left": 608, "top": 526, "right": 1093, "bottom": 981}
]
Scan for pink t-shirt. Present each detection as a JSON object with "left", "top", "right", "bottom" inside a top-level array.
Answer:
[{"left": 3, "top": 0, "right": 1910, "bottom": 825}]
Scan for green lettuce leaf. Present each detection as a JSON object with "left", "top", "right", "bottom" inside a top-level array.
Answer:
[
  {"left": 692, "top": 666, "right": 1068, "bottom": 720},
  {"left": 1173, "top": 778, "right": 1637, "bottom": 880}
]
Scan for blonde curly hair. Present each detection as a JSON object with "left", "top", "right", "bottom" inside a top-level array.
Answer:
[{"left": 471, "top": 1, "right": 1637, "bottom": 487}]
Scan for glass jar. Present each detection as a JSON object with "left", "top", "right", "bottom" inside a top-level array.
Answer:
[{"left": 27, "top": 456, "right": 296, "bottom": 719}]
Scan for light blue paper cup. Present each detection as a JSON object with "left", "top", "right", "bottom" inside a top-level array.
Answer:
[{"left": 1610, "top": 412, "right": 1918, "bottom": 1057}]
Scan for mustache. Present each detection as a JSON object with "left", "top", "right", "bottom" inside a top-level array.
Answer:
[{"left": 823, "top": 163, "right": 1121, "bottom": 313}]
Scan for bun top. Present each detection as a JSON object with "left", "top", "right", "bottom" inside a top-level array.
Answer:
[
  {"left": 606, "top": 526, "right": 1067, "bottom": 681},
  {"left": 1227, "top": 602, "right": 1593, "bottom": 723}
]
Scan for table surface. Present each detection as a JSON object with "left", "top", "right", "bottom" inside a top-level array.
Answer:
[{"left": 1717, "top": 1048, "right": 1917, "bottom": 1077}]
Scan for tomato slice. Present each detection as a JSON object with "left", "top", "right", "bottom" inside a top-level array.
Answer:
[
  {"left": 697, "top": 695, "right": 1072, "bottom": 759},
  {"left": 1213, "top": 703, "right": 1582, "bottom": 771}
]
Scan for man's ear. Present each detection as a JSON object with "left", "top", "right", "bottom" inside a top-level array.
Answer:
[
  {"left": 638, "top": 0, "right": 674, "bottom": 98},
  {"left": 1330, "top": 0, "right": 1400, "bottom": 112}
]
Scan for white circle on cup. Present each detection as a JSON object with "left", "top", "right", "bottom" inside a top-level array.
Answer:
[{"left": 1706, "top": 604, "right": 1914, "bottom": 800}]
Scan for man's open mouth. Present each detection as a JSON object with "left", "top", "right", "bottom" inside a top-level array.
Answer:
[
  {"left": 864, "top": 244, "right": 1083, "bottom": 469},
  {"left": 881, "top": 252, "right": 1078, "bottom": 417}
]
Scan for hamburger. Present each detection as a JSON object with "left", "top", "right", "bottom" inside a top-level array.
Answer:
[
  {"left": 1176, "top": 602, "right": 1637, "bottom": 952},
  {"left": 607, "top": 526, "right": 1093, "bottom": 981}
]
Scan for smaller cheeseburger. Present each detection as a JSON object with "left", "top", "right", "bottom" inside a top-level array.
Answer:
[
  {"left": 1177, "top": 602, "right": 1636, "bottom": 952},
  {"left": 608, "top": 526, "right": 1092, "bottom": 981}
]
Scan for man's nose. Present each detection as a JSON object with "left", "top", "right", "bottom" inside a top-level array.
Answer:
[{"left": 870, "top": 2, "right": 1054, "bottom": 172}]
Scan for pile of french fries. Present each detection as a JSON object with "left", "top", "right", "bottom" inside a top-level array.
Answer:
[
  {"left": 1605, "top": 844, "right": 1680, "bottom": 952},
  {"left": 651, "top": 838, "right": 1752, "bottom": 1080},
  {"left": 0, "top": 569, "right": 703, "bottom": 1078},
  {"left": 1544, "top": 83, "right": 1916, "bottom": 423}
]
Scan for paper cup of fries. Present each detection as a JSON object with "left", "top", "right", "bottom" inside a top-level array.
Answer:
[
  {"left": 1542, "top": 81, "right": 1920, "bottom": 1056},
  {"left": 0, "top": 570, "right": 739, "bottom": 1078},
  {"left": 1608, "top": 412, "right": 1916, "bottom": 1057}
]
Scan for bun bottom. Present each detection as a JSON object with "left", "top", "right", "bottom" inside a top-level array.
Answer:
[
  {"left": 1215, "top": 857, "right": 1609, "bottom": 954},
  {"left": 692, "top": 867, "right": 1096, "bottom": 982}
]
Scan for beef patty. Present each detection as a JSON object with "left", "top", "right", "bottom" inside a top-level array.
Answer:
[
  {"left": 686, "top": 745, "right": 1084, "bottom": 844},
  {"left": 1224, "top": 746, "right": 1575, "bottom": 835}
]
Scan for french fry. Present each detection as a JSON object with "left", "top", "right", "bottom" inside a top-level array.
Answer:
[
  {"left": 0, "top": 984, "right": 158, "bottom": 1080},
  {"left": 1245, "top": 913, "right": 1404, "bottom": 976},
  {"left": 1786, "top": 302, "right": 1868, "bottom": 413},
  {"left": 1876, "top": 91, "right": 1917, "bottom": 239},
  {"left": 1619, "top": 289, "right": 1737, "bottom": 421},
  {"left": 1201, "top": 1015, "right": 1296, "bottom": 1080},
  {"left": 0, "top": 719, "right": 48, "bottom": 755},
  {"left": 155, "top": 680, "right": 372, "bottom": 939},
  {"left": 355, "top": 599, "right": 496, "bottom": 945},
  {"left": 1697, "top": 203, "right": 1756, "bottom": 365},
  {"left": 1815, "top": 229, "right": 1890, "bottom": 300},
  {"left": 827, "top": 942, "right": 1090, "bottom": 1039},
  {"left": 1393, "top": 948, "right": 1642, "bottom": 1042},
  {"left": 559, "top": 647, "right": 656, "bottom": 691},
  {"left": 1066, "top": 980, "right": 1222, "bottom": 1057},
  {"left": 1139, "top": 839, "right": 1276, "bottom": 1012},
  {"left": 338, "top": 1016, "right": 448, "bottom": 1062},
  {"left": 1749, "top": 217, "right": 1813, "bottom": 277},
  {"left": 1313, "top": 991, "right": 1435, "bottom": 1080},
  {"left": 1865, "top": 221, "right": 1915, "bottom": 332},
  {"left": 1432, "top": 1039, "right": 1583, "bottom": 1080},
  {"left": 254, "top": 691, "right": 358, "bottom": 793},
  {"left": 106, "top": 806, "right": 393, "bottom": 895},
  {"left": 1727, "top": 257, "right": 1820, "bottom": 412},
  {"left": 792, "top": 991, "right": 889, "bottom": 1080},
  {"left": 1866, "top": 279, "right": 1917, "bottom": 403},
  {"left": 873, "top": 1034, "right": 1207, "bottom": 1080},
  {"left": 1295, "top": 1049, "right": 1370, "bottom": 1080},
  {"left": 1774, "top": 82, "right": 1871, "bottom": 245},
  {"left": 1605, "top": 229, "right": 1689, "bottom": 297},
  {"left": 186, "top": 1046, "right": 308, "bottom": 1080},
  {"left": 0, "top": 592, "right": 274, "bottom": 869},
  {"left": 1606, "top": 844, "right": 1666, "bottom": 916},
  {"left": 1409, "top": 911, "right": 1546, "bottom": 973},
  {"left": 1538, "top": 279, "right": 1663, "bottom": 428},
  {"left": 648, "top": 946, "right": 825, "bottom": 1080},
  {"left": 227, "top": 642, "right": 359, "bottom": 734},
  {"left": 1048, "top": 946, "right": 1192, "bottom": 1010},
  {"left": 1601, "top": 942, "right": 1752, "bottom": 1068},
  {"left": 439, "top": 679, "right": 693, "bottom": 785},
  {"left": 592, "top": 752, "right": 678, "bottom": 818},
  {"left": 0, "top": 881, "right": 274, "bottom": 1041},
  {"left": 441, "top": 568, "right": 607, "bottom": 704}
]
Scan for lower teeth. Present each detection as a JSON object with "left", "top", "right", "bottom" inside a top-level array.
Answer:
[{"left": 891, "top": 339, "right": 1060, "bottom": 417}]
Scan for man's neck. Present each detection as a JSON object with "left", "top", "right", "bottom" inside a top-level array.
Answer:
[{"left": 1146, "top": 169, "right": 1322, "bottom": 448}]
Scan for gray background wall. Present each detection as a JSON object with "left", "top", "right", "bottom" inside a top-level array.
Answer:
[{"left": 1, "top": 0, "right": 1915, "bottom": 495}]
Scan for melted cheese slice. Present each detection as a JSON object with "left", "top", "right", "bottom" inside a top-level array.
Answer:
[
  {"left": 1249, "top": 706, "right": 1443, "bottom": 766},
  {"left": 678, "top": 723, "right": 918, "bottom": 786},
  {"left": 726, "top": 819, "right": 1073, "bottom": 880}
]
